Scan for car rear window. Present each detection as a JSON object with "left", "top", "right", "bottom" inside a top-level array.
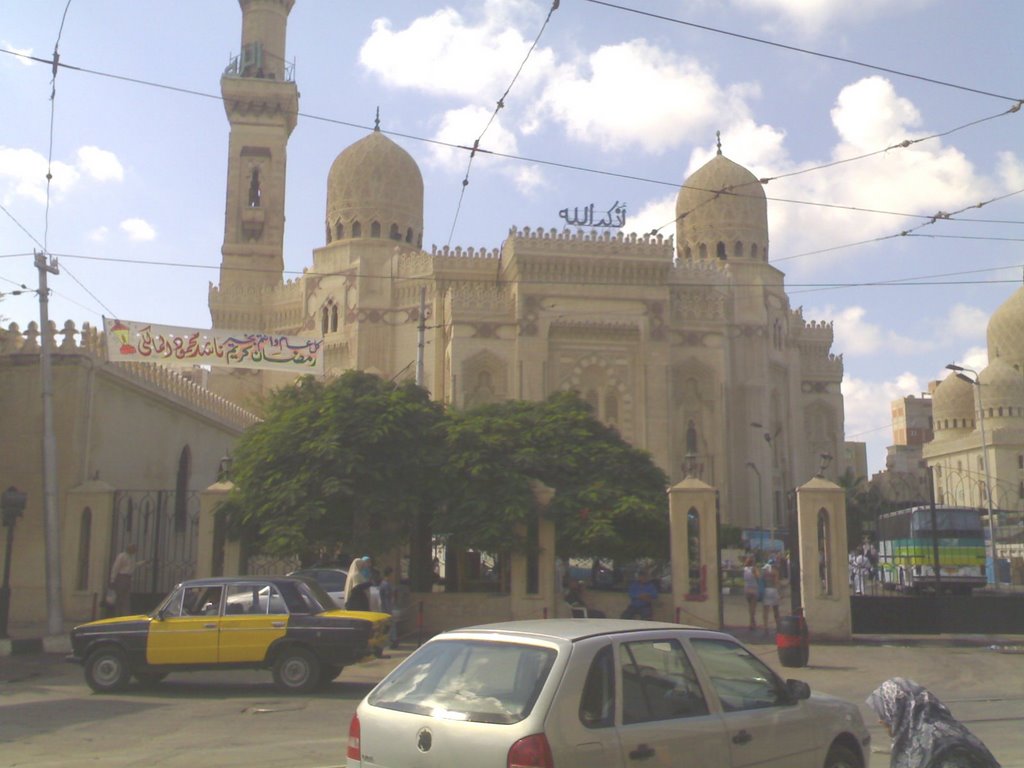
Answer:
[{"left": 368, "top": 639, "right": 556, "bottom": 724}]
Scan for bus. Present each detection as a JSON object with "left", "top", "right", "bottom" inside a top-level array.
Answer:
[{"left": 876, "top": 505, "right": 988, "bottom": 594}]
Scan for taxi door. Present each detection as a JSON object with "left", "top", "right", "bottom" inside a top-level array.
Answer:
[
  {"left": 218, "top": 582, "right": 288, "bottom": 663},
  {"left": 147, "top": 584, "right": 222, "bottom": 665}
]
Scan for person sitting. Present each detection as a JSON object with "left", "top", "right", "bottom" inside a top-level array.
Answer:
[
  {"left": 620, "top": 569, "right": 658, "bottom": 620},
  {"left": 565, "top": 580, "right": 606, "bottom": 618},
  {"left": 867, "top": 677, "right": 1001, "bottom": 768}
]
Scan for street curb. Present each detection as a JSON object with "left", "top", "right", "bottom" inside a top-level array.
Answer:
[{"left": 0, "top": 635, "right": 71, "bottom": 657}]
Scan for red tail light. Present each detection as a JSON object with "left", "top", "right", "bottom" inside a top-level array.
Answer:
[
  {"left": 347, "top": 713, "right": 361, "bottom": 764},
  {"left": 508, "top": 733, "right": 554, "bottom": 768}
]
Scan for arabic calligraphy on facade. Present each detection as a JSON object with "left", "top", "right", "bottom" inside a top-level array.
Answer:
[
  {"left": 103, "top": 318, "right": 323, "bottom": 372},
  {"left": 558, "top": 201, "right": 627, "bottom": 228}
]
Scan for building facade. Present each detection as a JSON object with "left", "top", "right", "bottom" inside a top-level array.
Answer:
[{"left": 207, "top": 0, "right": 847, "bottom": 530}]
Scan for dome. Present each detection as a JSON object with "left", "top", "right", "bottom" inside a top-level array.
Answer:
[
  {"left": 676, "top": 152, "right": 768, "bottom": 263},
  {"left": 977, "top": 358, "right": 1024, "bottom": 425},
  {"left": 931, "top": 372, "right": 975, "bottom": 438},
  {"left": 987, "top": 285, "right": 1024, "bottom": 366},
  {"left": 325, "top": 129, "right": 424, "bottom": 247}
]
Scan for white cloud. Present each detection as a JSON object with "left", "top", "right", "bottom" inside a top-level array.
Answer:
[
  {"left": 998, "top": 150, "right": 1024, "bottom": 190},
  {"left": 728, "top": 0, "right": 934, "bottom": 36},
  {"left": 0, "top": 146, "right": 79, "bottom": 204},
  {"left": 537, "top": 40, "right": 759, "bottom": 154},
  {"left": 842, "top": 371, "right": 923, "bottom": 470},
  {"left": 359, "top": 4, "right": 553, "bottom": 100},
  {"left": 77, "top": 146, "right": 124, "bottom": 182},
  {"left": 765, "top": 77, "right": 997, "bottom": 269},
  {"left": 87, "top": 226, "right": 109, "bottom": 242},
  {"left": 811, "top": 304, "right": 925, "bottom": 357},
  {"left": 1, "top": 42, "right": 34, "bottom": 65},
  {"left": 120, "top": 218, "right": 155, "bottom": 241},
  {"left": 943, "top": 304, "right": 989, "bottom": 341}
]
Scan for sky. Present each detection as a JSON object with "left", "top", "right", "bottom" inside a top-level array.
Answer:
[{"left": 2, "top": 0, "right": 1022, "bottom": 476}]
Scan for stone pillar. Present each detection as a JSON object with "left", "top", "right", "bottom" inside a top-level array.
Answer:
[
  {"left": 795, "top": 476, "right": 851, "bottom": 640},
  {"left": 509, "top": 480, "right": 557, "bottom": 620},
  {"left": 64, "top": 480, "right": 116, "bottom": 623},
  {"left": 197, "top": 480, "right": 233, "bottom": 578},
  {"left": 668, "top": 477, "right": 720, "bottom": 628}
]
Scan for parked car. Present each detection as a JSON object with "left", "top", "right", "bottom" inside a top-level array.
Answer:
[
  {"left": 287, "top": 566, "right": 349, "bottom": 607},
  {"left": 68, "top": 576, "right": 390, "bottom": 694},
  {"left": 346, "top": 619, "right": 870, "bottom": 768}
]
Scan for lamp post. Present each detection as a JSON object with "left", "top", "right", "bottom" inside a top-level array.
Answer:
[
  {"left": 746, "top": 462, "right": 763, "bottom": 552},
  {"left": 946, "top": 363, "right": 998, "bottom": 587},
  {"left": 0, "top": 486, "right": 28, "bottom": 639}
]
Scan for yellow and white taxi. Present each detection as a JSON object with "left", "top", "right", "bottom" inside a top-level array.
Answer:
[{"left": 68, "top": 576, "right": 390, "bottom": 693}]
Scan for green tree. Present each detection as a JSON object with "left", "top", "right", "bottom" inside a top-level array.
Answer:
[
  {"left": 225, "top": 371, "right": 448, "bottom": 563},
  {"left": 441, "top": 391, "right": 670, "bottom": 561}
]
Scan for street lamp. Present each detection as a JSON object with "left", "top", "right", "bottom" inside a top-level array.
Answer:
[
  {"left": 746, "top": 462, "right": 763, "bottom": 552},
  {"left": 946, "top": 362, "right": 998, "bottom": 587}
]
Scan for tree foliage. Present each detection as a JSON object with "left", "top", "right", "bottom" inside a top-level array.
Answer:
[
  {"left": 225, "top": 371, "right": 448, "bottom": 562},
  {"left": 440, "top": 391, "right": 670, "bottom": 560}
]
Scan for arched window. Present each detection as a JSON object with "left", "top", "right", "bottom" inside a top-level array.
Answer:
[
  {"left": 330, "top": 304, "right": 339, "bottom": 332},
  {"left": 687, "top": 508, "right": 702, "bottom": 595},
  {"left": 817, "top": 508, "right": 832, "bottom": 596},
  {"left": 321, "top": 307, "right": 329, "bottom": 335},
  {"left": 686, "top": 420, "right": 698, "bottom": 456},
  {"left": 325, "top": 223, "right": 332, "bottom": 244},
  {"left": 406, "top": 227, "right": 414, "bottom": 243},
  {"left": 390, "top": 223, "right": 401, "bottom": 241},
  {"left": 371, "top": 221, "right": 382, "bottom": 238},
  {"left": 76, "top": 507, "right": 92, "bottom": 590},
  {"left": 716, "top": 241, "right": 726, "bottom": 260},
  {"left": 352, "top": 221, "right": 362, "bottom": 238},
  {"left": 698, "top": 243, "right": 707, "bottom": 259},
  {"left": 174, "top": 446, "right": 191, "bottom": 533},
  {"left": 734, "top": 241, "right": 743, "bottom": 258},
  {"left": 605, "top": 392, "right": 619, "bottom": 425},
  {"left": 335, "top": 221, "right": 344, "bottom": 240},
  {"left": 751, "top": 244, "right": 759, "bottom": 260},
  {"left": 684, "top": 245, "right": 692, "bottom": 260}
]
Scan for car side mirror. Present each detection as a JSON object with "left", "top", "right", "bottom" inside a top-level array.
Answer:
[{"left": 785, "top": 679, "right": 811, "bottom": 701}]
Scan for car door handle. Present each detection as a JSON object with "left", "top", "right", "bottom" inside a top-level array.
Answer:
[
  {"left": 629, "top": 743, "right": 656, "bottom": 760},
  {"left": 272, "top": 621, "right": 285, "bottom": 628},
  {"left": 732, "top": 729, "right": 753, "bottom": 745},
  {"left": 204, "top": 623, "right": 217, "bottom": 629}
]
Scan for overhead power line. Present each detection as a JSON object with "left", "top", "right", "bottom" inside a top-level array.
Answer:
[{"left": 582, "top": 0, "right": 1024, "bottom": 103}]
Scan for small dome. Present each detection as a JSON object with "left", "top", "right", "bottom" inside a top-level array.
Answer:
[
  {"left": 987, "top": 285, "right": 1024, "bottom": 366},
  {"left": 931, "top": 372, "right": 975, "bottom": 438},
  {"left": 676, "top": 152, "right": 768, "bottom": 262},
  {"left": 325, "top": 129, "right": 424, "bottom": 247},
  {"left": 978, "top": 358, "right": 1024, "bottom": 425}
]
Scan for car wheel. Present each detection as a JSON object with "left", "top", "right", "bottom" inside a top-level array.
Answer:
[
  {"left": 272, "top": 647, "right": 321, "bottom": 694},
  {"left": 317, "top": 664, "right": 343, "bottom": 688},
  {"left": 134, "top": 671, "right": 168, "bottom": 687},
  {"left": 84, "top": 646, "right": 131, "bottom": 693},
  {"left": 823, "top": 743, "right": 862, "bottom": 768}
]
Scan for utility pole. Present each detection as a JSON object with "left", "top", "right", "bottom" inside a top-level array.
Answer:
[
  {"left": 36, "top": 251, "right": 64, "bottom": 636},
  {"left": 416, "top": 285, "right": 426, "bottom": 388}
]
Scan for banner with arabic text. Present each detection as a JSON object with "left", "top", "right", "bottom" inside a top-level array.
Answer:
[{"left": 104, "top": 318, "right": 323, "bottom": 372}]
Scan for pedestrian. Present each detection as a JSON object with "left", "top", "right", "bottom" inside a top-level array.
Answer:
[
  {"left": 344, "top": 555, "right": 373, "bottom": 610},
  {"left": 742, "top": 556, "right": 760, "bottom": 631},
  {"left": 378, "top": 566, "right": 400, "bottom": 648},
  {"left": 850, "top": 549, "right": 870, "bottom": 595},
  {"left": 620, "top": 569, "right": 657, "bottom": 620},
  {"left": 867, "top": 677, "right": 1001, "bottom": 768},
  {"left": 565, "top": 579, "right": 606, "bottom": 618},
  {"left": 760, "top": 557, "right": 781, "bottom": 634},
  {"left": 108, "top": 544, "right": 147, "bottom": 617}
]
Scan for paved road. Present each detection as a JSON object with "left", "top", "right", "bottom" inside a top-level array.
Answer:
[{"left": 2, "top": 640, "right": 1022, "bottom": 767}]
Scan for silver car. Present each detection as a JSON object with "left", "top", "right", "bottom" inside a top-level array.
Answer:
[{"left": 346, "top": 619, "right": 870, "bottom": 768}]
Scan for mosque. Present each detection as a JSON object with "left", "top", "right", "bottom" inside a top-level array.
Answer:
[{"left": 206, "top": 0, "right": 848, "bottom": 531}]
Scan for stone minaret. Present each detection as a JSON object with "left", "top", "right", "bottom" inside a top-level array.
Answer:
[{"left": 213, "top": 0, "right": 298, "bottom": 329}]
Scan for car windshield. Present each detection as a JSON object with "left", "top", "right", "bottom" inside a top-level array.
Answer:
[
  {"left": 368, "top": 639, "right": 556, "bottom": 724},
  {"left": 290, "top": 578, "right": 335, "bottom": 613}
]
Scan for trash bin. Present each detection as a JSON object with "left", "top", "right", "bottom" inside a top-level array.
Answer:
[{"left": 776, "top": 613, "right": 809, "bottom": 668}]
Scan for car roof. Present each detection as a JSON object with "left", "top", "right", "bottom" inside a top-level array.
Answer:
[
  {"left": 175, "top": 576, "right": 307, "bottom": 587},
  {"left": 442, "top": 619, "right": 721, "bottom": 643}
]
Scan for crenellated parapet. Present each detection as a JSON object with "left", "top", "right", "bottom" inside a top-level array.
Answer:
[
  {"left": 505, "top": 226, "right": 672, "bottom": 258},
  {"left": 801, "top": 352, "right": 844, "bottom": 379},
  {"left": 0, "top": 319, "right": 260, "bottom": 430}
]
